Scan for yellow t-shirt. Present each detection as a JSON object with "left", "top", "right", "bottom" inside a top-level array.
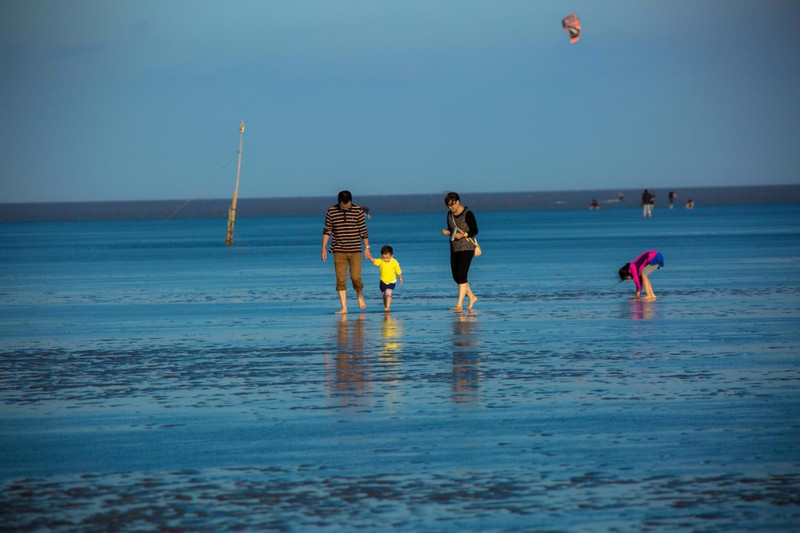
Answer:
[{"left": 373, "top": 257, "right": 402, "bottom": 284}]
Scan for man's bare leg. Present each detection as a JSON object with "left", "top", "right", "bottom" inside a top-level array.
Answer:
[
  {"left": 335, "top": 290, "right": 348, "bottom": 314},
  {"left": 357, "top": 291, "right": 366, "bottom": 310}
]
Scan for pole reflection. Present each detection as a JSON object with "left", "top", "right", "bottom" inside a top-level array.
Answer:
[{"left": 452, "top": 310, "right": 481, "bottom": 404}]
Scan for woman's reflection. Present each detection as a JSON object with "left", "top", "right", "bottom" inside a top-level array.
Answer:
[{"left": 452, "top": 310, "right": 480, "bottom": 404}]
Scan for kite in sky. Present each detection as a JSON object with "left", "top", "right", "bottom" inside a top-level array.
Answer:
[{"left": 562, "top": 13, "right": 581, "bottom": 43}]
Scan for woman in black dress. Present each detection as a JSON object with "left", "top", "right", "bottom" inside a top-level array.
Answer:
[{"left": 440, "top": 192, "right": 479, "bottom": 310}]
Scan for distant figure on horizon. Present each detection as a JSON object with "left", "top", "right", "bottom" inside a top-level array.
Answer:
[
  {"left": 618, "top": 191, "right": 625, "bottom": 202},
  {"left": 441, "top": 192, "right": 479, "bottom": 310},
  {"left": 619, "top": 250, "right": 664, "bottom": 301},
  {"left": 322, "top": 190, "right": 373, "bottom": 314},
  {"left": 641, "top": 189, "right": 655, "bottom": 218},
  {"left": 373, "top": 245, "right": 403, "bottom": 311},
  {"left": 669, "top": 190, "right": 677, "bottom": 210},
  {"left": 589, "top": 199, "right": 601, "bottom": 210},
  {"left": 685, "top": 199, "right": 695, "bottom": 209},
  {"left": 363, "top": 206, "right": 371, "bottom": 220}
]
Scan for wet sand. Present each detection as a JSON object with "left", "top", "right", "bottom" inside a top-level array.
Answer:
[{"left": 2, "top": 297, "right": 799, "bottom": 531}]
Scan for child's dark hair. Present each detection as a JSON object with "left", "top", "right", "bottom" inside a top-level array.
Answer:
[
  {"left": 380, "top": 245, "right": 393, "bottom": 255},
  {"left": 618, "top": 263, "right": 632, "bottom": 281}
]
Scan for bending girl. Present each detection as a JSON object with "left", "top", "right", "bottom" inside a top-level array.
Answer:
[{"left": 619, "top": 250, "right": 664, "bottom": 301}]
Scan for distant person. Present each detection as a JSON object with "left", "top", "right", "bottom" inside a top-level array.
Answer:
[
  {"left": 589, "top": 199, "right": 601, "bottom": 210},
  {"left": 362, "top": 206, "right": 371, "bottom": 220},
  {"left": 321, "top": 190, "right": 373, "bottom": 314},
  {"left": 685, "top": 199, "right": 695, "bottom": 209},
  {"left": 441, "top": 192, "right": 479, "bottom": 310},
  {"left": 618, "top": 250, "right": 664, "bottom": 301},
  {"left": 373, "top": 245, "right": 403, "bottom": 311},
  {"left": 641, "top": 189, "right": 655, "bottom": 218},
  {"left": 669, "top": 190, "right": 677, "bottom": 210},
  {"left": 618, "top": 191, "right": 625, "bottom": 202}
]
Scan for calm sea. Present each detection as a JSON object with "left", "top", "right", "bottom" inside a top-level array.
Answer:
[
  {"left": 1, "top": 204, "right": 799, "bottom": 531},
  {"left": 2, "top": 184, "right": 799, "bottom": 222}
]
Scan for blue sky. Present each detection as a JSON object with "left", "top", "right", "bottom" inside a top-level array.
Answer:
[{"left": 1, "top": 1, "right": 798, "bottom": 203}]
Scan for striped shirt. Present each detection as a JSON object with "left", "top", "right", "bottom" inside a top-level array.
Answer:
[{"left": 323, "top": 204, "right": 368, "bottom": 253}]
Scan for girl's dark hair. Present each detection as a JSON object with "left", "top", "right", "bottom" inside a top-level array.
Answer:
[
  {"left": 444, "top": 192, "right": 460, "bottom": 206},
  {"left": 338, "top": 190, "right": 352, "bottom": 204},
  {"left": 380, "top": 245, "right": 393, "bottom": 255},
  {"left": 618, "top": 263, "right": 632, "bottom": 281}
]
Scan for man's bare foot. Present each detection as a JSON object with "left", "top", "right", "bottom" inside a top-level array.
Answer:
[
  {"left": 358, "top": 296, "right": 367, "bottom": 310},
  {"left": 334, "top": 308, "right": 348, "bottom": 314},
  {"left": 450, "top": 305, "right": 463, "bottom": 310},
  {"left": 384, "top": 307, "right": 390, "bottom": 312},
  {"left": 468, "top": 295, "right": 478, "bottom": 309},
  {"left": 641, "top": 295, "right": 656, "bottom": 301}
]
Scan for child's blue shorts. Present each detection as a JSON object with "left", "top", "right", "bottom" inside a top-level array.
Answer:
[{"left": 379, "top": 281, "right": 396, "bottom": 293}]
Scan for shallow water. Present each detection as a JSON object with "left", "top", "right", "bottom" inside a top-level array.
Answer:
[{"left": 1, "top": 205, "right": 799, "bottom": 531}]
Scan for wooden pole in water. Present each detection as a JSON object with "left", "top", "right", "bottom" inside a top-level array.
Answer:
[{"left": 225, "top": 120, "right": 245, "bottom": 246}]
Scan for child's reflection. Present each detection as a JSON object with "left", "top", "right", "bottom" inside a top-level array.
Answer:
[
  {"left": 380, "top": 313, "right": 403, "bottom": 405},
  {"left": 452, "top": 310, "right": 480, "bottom": 404},
  {"left": 629, "top": 299, "right": 654, "bottom": 320},
  {"left": 380, "top": 313, "right": 403, "bottom": 364}
]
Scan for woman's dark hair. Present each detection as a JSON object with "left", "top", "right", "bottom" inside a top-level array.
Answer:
[
  {"left": 338, "top": 190, "right": 352, "bottom": 204},
  {"left": 444, "top": 192, "right": 460, "bottom": 206},
  {"left": 618, "top": 263, "right": 632, "bottom": 281},
  {"left": 380, "top": 245, "right": 393, "bottom": 255}
]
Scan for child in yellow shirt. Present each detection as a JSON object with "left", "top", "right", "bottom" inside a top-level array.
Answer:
[{"left": 373, "top": 245, "right": 403, "bottom": 311}]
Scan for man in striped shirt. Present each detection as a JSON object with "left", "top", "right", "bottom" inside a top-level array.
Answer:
[{"left": 321, "top": 190, "right": 373, "bottom": 314}]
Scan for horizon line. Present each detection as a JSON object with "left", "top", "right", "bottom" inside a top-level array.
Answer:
[{"left": 2, "top": 183, "right": 798, "bottom": 207}]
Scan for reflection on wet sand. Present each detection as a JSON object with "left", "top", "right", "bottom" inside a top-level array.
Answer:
[
  {"left": 380, "top": 313, "right": 404, "bottom": 406},
  {"left": 326, "top": 314, "right": 370, "bottom": 408},
  {"left": 627, "top": 300, "right": 656, "bottom": 320},
  {"left": 380, "top": 313, "right": 403, "bottom": 364},
  {"left": 629, "top": 299, "right": 654, "bottom": 320},
  {"left": 452, "top": 310, "right": 481, "bottom": 403}
]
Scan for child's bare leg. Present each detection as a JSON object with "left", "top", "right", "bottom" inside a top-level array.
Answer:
[
  {"left": 385, "top": 295, "right": 392, "bottom": 311},
  {"left": 451, "top": 283, "right": 467, "bottom": 310},
  {"left": 335, "top": 290, "right": 348, "bottom": 314},
  {"left": 465, "top": 283, "right": 478, "bottom": 308},
  {"left": 641, "top": 274, "right": 656, "bottom": 300}
]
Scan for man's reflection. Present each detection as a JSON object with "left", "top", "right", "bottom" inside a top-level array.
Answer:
[
  {"left": 452, "top": 310, "right": 480, "bottom": 404},
  {"left": 327, "top": 314, "right": 371, "bottom": 408}
]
